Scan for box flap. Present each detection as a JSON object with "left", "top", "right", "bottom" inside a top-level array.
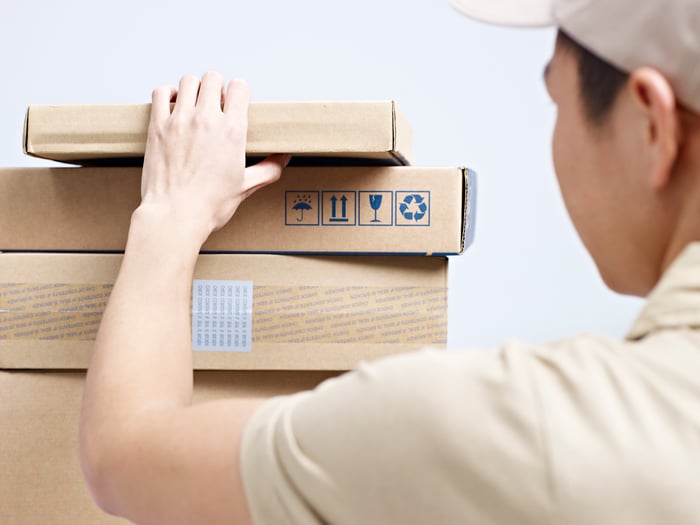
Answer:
[
  {"left": 462, "top": 168, "right": 477, "bottom": 253},
  {"left": 391, "top": 101, "right": 414, "bottom": 166},
  {"left": 21, "top": 107, "right": 31, "bottom": 156}
]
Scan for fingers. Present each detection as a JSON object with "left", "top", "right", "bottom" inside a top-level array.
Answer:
[
  {"left": 223, "top": 79, "right": 251, "bottom": 164},
  {"left": 172, "top": 72, "right": 226, "bottom": 115},
  {"left": 150, "top": 86, "right": 177, "bottom": 125},
  {"left": 223, "top": 79, "right": 251, "bottom": 123},
  {"left": 197, "top": 71, "right": 224, "bottom": 110},
  {"left": 242, "top": 154, "right": 291, "bottom": 198},
  {"left": 173, "top": 75, "right": 200, "bottom": 112}
]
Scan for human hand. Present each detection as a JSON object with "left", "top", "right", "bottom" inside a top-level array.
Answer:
[{"left": 138, "top": 72, "right": 289, "bottom": 245}]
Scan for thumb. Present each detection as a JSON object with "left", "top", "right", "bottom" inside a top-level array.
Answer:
[{"left": 241, "top": 154, "right": 290, "bottom": 198}]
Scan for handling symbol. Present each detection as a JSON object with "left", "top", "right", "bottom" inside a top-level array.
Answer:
[
  {"left": 369, "top": 194, "right": 383, "bottom": 222},
  {"left": 399, "top": 194, "right": 428, "bottom": 222},
  {"left": 292, "top": 194, "right": 313, "bottom": 222},
  {"left": 329, "top": 195, "right": 349, "bottom": 222}
]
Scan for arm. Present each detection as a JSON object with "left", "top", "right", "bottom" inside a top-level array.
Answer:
[{"left": 79, "top": 72, "right": 289, "bottom": 525}]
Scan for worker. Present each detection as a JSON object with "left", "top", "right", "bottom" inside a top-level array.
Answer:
[{"left": 79, "top": 0, "right": 700, "bottom": 523}]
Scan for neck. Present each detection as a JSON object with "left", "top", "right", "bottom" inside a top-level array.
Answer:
[{"left": 656, "top": 111, "right": 700, "bottom": 284}]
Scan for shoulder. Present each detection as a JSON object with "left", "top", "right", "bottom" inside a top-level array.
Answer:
[
  {"left": 244, "top": 334, "right": 700, "bottom": 524},
  {"left": 242, "top": 346, "right": 559, "bottom": 524}
]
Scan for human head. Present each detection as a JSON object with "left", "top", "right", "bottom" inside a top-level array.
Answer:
[{"left": 451, "top": 0, "right": 700, "bottom": 296}]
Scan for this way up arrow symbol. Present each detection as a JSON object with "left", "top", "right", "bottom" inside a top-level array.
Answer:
[
  {"left": 330, "top": 195, "right": 337, "bottom": 218},
  {"left": 328, "top": 194, "right": 350, "bottom": 223}
]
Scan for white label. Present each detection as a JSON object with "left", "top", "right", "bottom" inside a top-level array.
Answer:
[{"left": 192, "top": 280, "right": 253, "bottom": 352}]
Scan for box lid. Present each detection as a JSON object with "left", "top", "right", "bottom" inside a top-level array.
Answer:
[{"left": 23, "top": 101, "right": 413, "bottom": 165}]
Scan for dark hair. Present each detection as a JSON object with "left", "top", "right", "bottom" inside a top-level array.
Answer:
[{"left": 557, "top": 30, "right": 629, "bottom": 124}]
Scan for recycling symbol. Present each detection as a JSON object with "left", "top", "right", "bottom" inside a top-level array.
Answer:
[{"left": 399, "top": 194, "right": 428, "bottom": 221}]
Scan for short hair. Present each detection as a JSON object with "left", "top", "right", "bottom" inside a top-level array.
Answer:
[{"left": 557, "top": 30, "right": 629, "bottom": 124}]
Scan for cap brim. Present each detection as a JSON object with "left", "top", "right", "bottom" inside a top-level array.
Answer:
[{"left": 448, "top": 0, "right": 555, "bottom": 27}]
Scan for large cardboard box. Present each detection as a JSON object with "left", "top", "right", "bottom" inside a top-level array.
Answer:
[
  {"left": 0, "top": 369, "right": 340, "bottom": 524},
  {"left": 0, "top": 253, "right": 448, "bottom": 370},
  {"left": 23, "top": 101, "right": 413, "bottom": 165},
  {"left": 0, "top": 166, "right": 475, "bottom": 255}
]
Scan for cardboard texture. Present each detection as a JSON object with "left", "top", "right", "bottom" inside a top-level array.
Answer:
[
  {"left": 23, "top": 101, "right": 413, "bottom": 165},
  {"left": 0, "top": 370, "right": 340, "bottom": 524},
  {"left": 0, "top": 253, "right": 448, "bottom": 370},
  {"left": 0, "top": 166, "right": 474, "bottom": 255}
]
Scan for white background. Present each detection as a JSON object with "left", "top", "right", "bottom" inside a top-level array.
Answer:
[{"left": 1, "top": 0, "right": 643, "bottom": 349}]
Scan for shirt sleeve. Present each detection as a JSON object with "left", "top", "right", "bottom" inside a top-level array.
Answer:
[{"left": 239, "top": 347, "right": 554, "bottom": 525}]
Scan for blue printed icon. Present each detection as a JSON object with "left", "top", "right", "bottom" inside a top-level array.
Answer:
[
  {"left": 329, "top": 195, "right": 349, "bottom": 222},
  {"left": 292, "top": 194, "right": 313, "bottom": 222},
  {"left": 396, "top": 191, "right": 430, "bottom": 226},
  {"left": 359, "top": 191, "right": 392, "bottom": 226},
  {"left": 285, "top": 191, "right": 319, "bottom": 225},
  {"left": 399, "top": 194, "right": 427, "bottom": 221},
  {"left": 322, "top": 191, "right": 356, "bottom": 226},
  {"left": 369, "top": 194, "right": 383, "bottom": 222}
]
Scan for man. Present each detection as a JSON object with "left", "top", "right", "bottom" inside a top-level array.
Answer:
[{"left": 79, "top": 0, "right": 700, "bottom": 523}]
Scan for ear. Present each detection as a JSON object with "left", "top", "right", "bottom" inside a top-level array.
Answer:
[{"left": 629, "top": 68, "right": 681, "bottom": 190}]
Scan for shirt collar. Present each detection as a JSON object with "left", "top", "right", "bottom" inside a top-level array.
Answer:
[{"left": 627, "top": 242, "right": 700, "bottom": 340}]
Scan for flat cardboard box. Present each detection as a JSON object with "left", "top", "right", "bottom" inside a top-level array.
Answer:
[
  {"left": 0, "top": 370, "right": 341, "bottom": 524},
  {"left": 0, "top": 166, "right": 475, "bottom": 255},
  {"left": 0, "top": 253, "right": 447, "bottom": 370},
  {"left": 23, "top": 101, "right": 413, "bottom": 165}
]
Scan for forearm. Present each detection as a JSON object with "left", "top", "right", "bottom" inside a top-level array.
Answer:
[
  {"left": 79, "top": 204, "right": 260, "bottom": 523},
  {"left": 82, "top": 205, "right": 206, "bottom": 435}
]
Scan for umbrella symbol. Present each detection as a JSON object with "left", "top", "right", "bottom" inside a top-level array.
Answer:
[{"left": 292, "top": 194, "right": 313, "bottom": 222}]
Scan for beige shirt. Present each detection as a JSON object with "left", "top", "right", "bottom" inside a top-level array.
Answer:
[{"left": 241, "top": 243, "right": 700, "bottom": 524}]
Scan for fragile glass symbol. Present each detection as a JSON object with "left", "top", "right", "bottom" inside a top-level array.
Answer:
[
  {"left": 369, "top": 194, "right": 383, "bottom": 222},
  {"left": 399, "top": 194, "right": 428, "bottom": 221},
  {"left": 292, "top": 194, "right": 313, "bottom": 222}
]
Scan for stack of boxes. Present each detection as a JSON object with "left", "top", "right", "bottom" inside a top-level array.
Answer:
[{"left": 0, "top": 100, "right": 476, "bottom": 523}]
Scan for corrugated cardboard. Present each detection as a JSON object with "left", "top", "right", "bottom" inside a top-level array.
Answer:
[
  {"left": 0, "top": 166, "right": 475, "bottom": 255},
  {"left": 23, "top": 101, "right": 413, "bottom": 165},
  {"left": 0, "top": 369, "right": 340, "bottom": 524},
  {"left": 0, "top": 253, "right": 447, "bottom": 370}
]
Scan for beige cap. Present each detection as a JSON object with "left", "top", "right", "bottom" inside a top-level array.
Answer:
[{"left": 449, "top": 0, "right": 700, "bottom": 114}]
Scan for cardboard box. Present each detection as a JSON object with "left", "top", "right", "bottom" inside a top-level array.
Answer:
[
  {"left": 0, "top": 369, "right": 340, "bottom": 524},
  {"left": 0, "top": 166, "right": 474, "bottom": 255},
  {"left": 0, "top": 253, "right": 448, "bottom": 370},
  {"left": 23, "top": 101, "right": 413, "bottom": 165}
]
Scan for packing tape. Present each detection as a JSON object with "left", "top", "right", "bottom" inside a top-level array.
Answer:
[{"left": 0, "top": 283, "right": 447, "bottom": 345}]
